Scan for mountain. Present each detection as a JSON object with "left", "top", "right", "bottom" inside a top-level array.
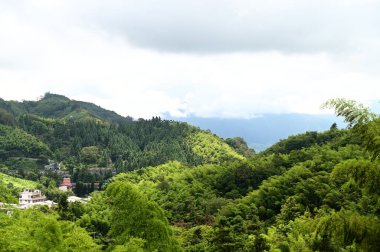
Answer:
[
  {"left": 1, "top": 96, "right": 379, "bottom": 251},
  {"left": 0, "top": 92, "right": 130, "bottom": 123},
  {"left": 0, "top": 93, "right": 246, "bottom": 196},
  {"left": 165, "top": 114, "right": 346, "bottom": 151}
]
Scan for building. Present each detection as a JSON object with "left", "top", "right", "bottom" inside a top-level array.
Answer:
[
  {"left": 67, "top": 196, "right": 90, "bottom": 204},
  {"left": 59, "top": 177, "right": 74, "bottom": 191},
  {"left": 44, "top": 162, "right": 60, "bottom": 171},
  {"left": 19, "top": 189, "right": 47, "bottom": 208}
]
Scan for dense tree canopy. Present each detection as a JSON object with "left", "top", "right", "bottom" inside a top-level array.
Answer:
[
  {"left": 0, "top": 209, "right": 100, "bottom": 251},
  {"left": 0, "top": 96, "right": 379, "bottom": 251}
]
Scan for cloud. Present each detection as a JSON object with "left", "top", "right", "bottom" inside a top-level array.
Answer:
[
  {"left": 0, "top": 0, "right": 379, "bottom": 119},
  {"left": 63, "top": 0, "right": 380, "bottom": 54},
  {"left": 4, "top": 0, "right": 380, "bottom": 54}
]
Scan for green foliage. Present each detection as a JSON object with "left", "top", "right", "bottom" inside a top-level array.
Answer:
[
  {"left": 0, "top": 182, "right": 18, "bottom": 203},
  {"left": 225, "top": 137, "right": 255, "bottom": 157},
  {"left": 0, "top": 94, "right": 246, "bottom": 198},
  {"left": 112, "top": 159, "right": 278, "bottom": 227},
  {"left": 275, "top": 210, "right": 380, "bottom": 252},
  {"left": 1, "top": 96, "right": 380, "bottom": 251},
  {"left": 16, "top": 92, "right": 127, "bottom": 123},
  {"left": 0, "top": 124, "right": 51, "bottom": 159},
  {"left": 332, "top": 159, "right": 380, "bottom": 195},
  {"left": 188, "top": 131, "right": 245, "bottom": 163},
  {"left": 263, "top": 129, "right": 351, "bottom": 155},
  {"left": 178, "top": 225, "right": 215, "bottom": 251},
  {"left": 211, "top": 201, "right": 262, "bottom": 252},
  {"left": 0, "top": 209, "right": 99, "bottom": 251},
  {"left": 322, "top": 98, "right": 376, "bottom": 127},
  {"left": 13, "top": 110, "right": 241, "bottom": 175},
  {"left": 80, "top": 146, "right": 101, "bottom": 164},
  {"left": 106, "top": 181, "right": 182, "bottom": 251},
  {"left": 61, "top": 221, "right": 101, "bottom": 251},
  {"left": 0, "top": 172, "right": 38, "bottom": 189},
  {"left": 0, "top": 108, "right": 16, "bottom": 126},
  {"left": 323, "top": 98, "right": 380, "bottom": 160},
  {"left": 0, "top": 173, "right": 38, "bottom": 203},
  {"left": 78, "top": 192, "right": 111, "bottom": 243},
  {"left": 112, "top": 238, "right": 147, "bottom": 252}
]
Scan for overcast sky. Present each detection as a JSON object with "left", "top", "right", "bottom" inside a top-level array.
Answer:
[{"left": 1, "top": 0, "right": 379, "bottom": 118}]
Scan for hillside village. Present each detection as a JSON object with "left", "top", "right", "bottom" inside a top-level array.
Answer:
[
  {"left": 0, "top": 95, "right": 379, "bottom": 251},
  {"left": 0, "top": 177, "right": 89, "bottom": 211}
]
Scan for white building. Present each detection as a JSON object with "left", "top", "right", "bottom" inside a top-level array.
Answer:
[
  {"left": 67, "top": 196, "right": 90, "bottom": 204},
  {"left": 19, "top": 189, "right": 47, "bottom": 208}
]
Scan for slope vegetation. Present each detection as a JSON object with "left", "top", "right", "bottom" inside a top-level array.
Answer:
[{"left": 0, "top": 94, "right": 245, "bottom": 196}]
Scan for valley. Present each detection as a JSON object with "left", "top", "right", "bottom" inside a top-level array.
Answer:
[{"left": 0, "top": 94, "right": 379, "bottom": 251}]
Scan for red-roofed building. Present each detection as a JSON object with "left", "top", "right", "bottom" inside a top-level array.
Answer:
[{"left": 59, "top": 178, "right": 74, "bottom": 191}]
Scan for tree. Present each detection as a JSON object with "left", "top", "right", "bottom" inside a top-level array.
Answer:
[
  {"left": 323, "top": 98, "right": 380, "bottom": 159},
  {"left": 322, "top": 99, "right": 376, "bottom": 128},
  {"left": 0, "top": 108, "right": 16, "bottom": 126},
  {"left": 330, "top": 122, "right": 338, "bottom": 131},
  {"left": 0, "top": 209, "right": 99, "bottom": 251},
  {"left": 106, "top": 181, "right": 182, "bottom": 251},
  {"left": 225, "top": 137, "right": 255, "bottom": 157},
  {"left": 80, "top": 146, "right": 100, "bottom": 164}
]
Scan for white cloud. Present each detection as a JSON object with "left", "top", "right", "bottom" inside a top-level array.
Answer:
[
  {"left": 0, "top": 0, "right": 379, "bottom": 118},
  {"left": 62, "top": 0, "right": 380, "bottom": 53}
]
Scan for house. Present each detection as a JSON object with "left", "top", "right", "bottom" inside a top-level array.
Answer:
[
  {"left": 59, "top": 177, "right": 74, "bottom": 191},
  {"left": 19, "top": 189, "right": 47, "bottom": 208},
  {"left": 44, "top": 161, "right": 60, "bottom": 171}
]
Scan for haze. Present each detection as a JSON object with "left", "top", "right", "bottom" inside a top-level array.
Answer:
[{"left": 1, "top": 0, "right": 379, "bottom": 118}]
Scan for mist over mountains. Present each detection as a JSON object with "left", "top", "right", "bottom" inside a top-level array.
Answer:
[
  {"left": 165, "top": 114, "right": 346, "bottom": 151},
  {"left": 1, "top": 93, "right": 380, "bottom": 251}
]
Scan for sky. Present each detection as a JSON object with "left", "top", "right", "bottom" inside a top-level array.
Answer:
[{"left": 0, "top": 0, "right": 380, "bottom": 119}]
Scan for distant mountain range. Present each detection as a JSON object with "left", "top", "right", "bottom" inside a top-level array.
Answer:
[
  {"left": 0, "top": 93, "right": 247, "bottom": 180},
  {"left": 164, "top": 114, "right": 346, "bottom": 151},
  {"left": 0, "top": 92, "right": 356, "bottom": 152}
]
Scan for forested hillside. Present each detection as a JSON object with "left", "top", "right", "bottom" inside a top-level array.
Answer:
[
  {"left": 0, "top": 173, "right": 38, "bottom": 203},
  {"left": 0, "top": 97, "right": 379, "bottom": 251},
  {"left": 0, "top": 93, "right": 128, "bottom": 123},
  {"left": 0, "top": 93, "right": 250, "bottom": 195}
]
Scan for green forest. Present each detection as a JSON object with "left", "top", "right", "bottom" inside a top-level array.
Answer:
[{"left": 0, "top": 94, "right": 379, "bottom": 251}]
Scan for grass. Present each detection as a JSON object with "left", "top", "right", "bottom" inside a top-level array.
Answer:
[{"left": 0, "top": 172, "right": 38, "bottom": 190}]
